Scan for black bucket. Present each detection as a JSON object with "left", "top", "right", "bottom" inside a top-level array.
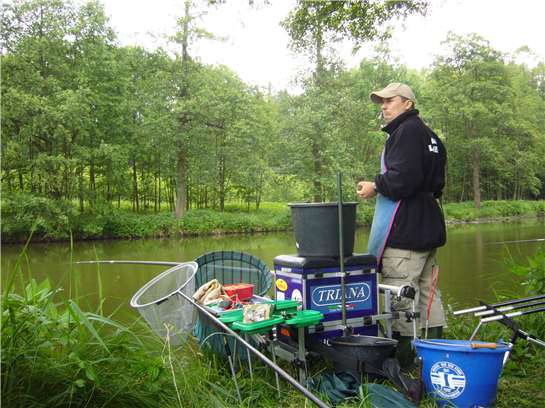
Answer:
[
  {"left": 289, "top": 202, "right": 357, "bottom": 257},
  {"left": 330, "top": 335, "right": 398, "bottom": 375}
]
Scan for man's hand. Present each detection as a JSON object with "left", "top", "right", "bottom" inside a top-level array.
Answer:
[{"left": 357, "top": 181, "right": 377, "bottom": 199}]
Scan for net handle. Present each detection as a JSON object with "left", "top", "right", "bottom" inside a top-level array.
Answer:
[{"left": 130, "top": 261, "right": 198, "bottom": 308}]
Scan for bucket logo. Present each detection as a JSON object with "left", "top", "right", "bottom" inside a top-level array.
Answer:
[{"left": 430, "top": 361, "right": 466, "bottom": 399}]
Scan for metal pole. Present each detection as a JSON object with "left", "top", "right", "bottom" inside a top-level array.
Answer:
[
  {"left": 337, "top": 172, "right": 348, "bottom": 333},
  {"left": 297, "top": 326, "right": 307, "bottom": 385},
  {"left": 245, "top": 334, "right": 254, "bottom": 380},
  {"left": 384, "top": 289, "right": 393, "bottom": 339},
  {"left": 224, "top": 336, "right": 242, "bottom": 403},
  {"left": 270, "top": 326, "right": 281, "bottom": 397}
]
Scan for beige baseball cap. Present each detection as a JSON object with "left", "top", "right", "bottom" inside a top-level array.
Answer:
[{"left": 370, "top": 82, "right": 416, "bottom": 104}]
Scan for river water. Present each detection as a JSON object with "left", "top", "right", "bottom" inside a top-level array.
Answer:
[{"left": 2, "top": 219, "right": 543, "bottom": 320}]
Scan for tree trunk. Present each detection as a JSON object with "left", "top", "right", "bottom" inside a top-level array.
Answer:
[
  {"left": 311, "top": 30, "right": 324, "bottom": 203},
  {"left": 174, "top": 0, "right": 191, "bottom": 219},
  {"left": 311, "top": 140, "right": 322, "bottom": 202},
  {"left": 158, "top": 170, "right": 162, "bottom": 212},
  {"left": 141, "top": 165, "right": 146, "bottom": 210},
  {"left": 168, "top": 177, "right": 173, "bottom": 211},
  {"left": 78, "top": 168, "right": 84, "bottom": 212},
  {"left": 154, "top": 172, "right": 158, "bottom": 213},
  {"left": 472, "top": 149, "right": 481, "bottom": 209},
  {"left": 89, "top": 160, "right": 95, "bottom": 197},
  {"left": 218, "top": 154, "right": 225, "bottom": 212},
  {"left": 132, "top": 161, "right": 139, "bottom": 212},
  {"left": 175, "top": 147, "right": 188, "bottom": 218}
]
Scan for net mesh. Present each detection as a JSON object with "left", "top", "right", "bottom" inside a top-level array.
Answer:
[{"left": 130, "top": 262, "right": 197, "bottom": 345}]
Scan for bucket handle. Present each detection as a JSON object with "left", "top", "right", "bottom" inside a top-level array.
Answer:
[{"left": 471, "top": 342, "right": 497, "bottom": 349}]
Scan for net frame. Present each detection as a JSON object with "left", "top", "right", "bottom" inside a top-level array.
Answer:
[{"left": 130, "top": 261, "right": 198, "bottom": 344}]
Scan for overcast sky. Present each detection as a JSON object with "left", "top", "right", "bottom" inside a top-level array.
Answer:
[{"left": 101, "top": 0, "right": 545, "bottom": 93}]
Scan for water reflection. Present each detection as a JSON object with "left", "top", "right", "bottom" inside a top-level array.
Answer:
[{"left": 2, "top": 219, "right": 543, "bottom": 319}]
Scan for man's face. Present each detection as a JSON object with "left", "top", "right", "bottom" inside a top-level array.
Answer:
[{"left": 381, "top": 96, "right": 412, "bottom": 124}]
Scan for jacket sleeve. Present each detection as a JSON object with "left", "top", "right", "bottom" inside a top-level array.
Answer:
[{"left": 374, "top": 121, "right": 424, "bottom": 201}]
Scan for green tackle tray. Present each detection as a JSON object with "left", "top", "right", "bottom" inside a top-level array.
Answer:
[
  {"left": 218, "top": 309, "right": 244, "bottom": 325},
  {"left": 232, "top": 315, "right": 284, "bottom": 334},
  {"left": 284, "top": 310, "right": 324, "bottom": 328},
  {"left": 273, "top": 299, "right": 301, "bottom": 314}
]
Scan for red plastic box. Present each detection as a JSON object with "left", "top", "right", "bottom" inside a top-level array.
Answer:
[{"left": 224, "top": 283, "right": 254, "bottom": 301}]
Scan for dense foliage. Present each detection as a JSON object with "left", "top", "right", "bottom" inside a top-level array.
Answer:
[
  {"left": 2, "top": 0, "right": 544, "bottom": 231},
  {"left": 1, "top": 193, "right": 543, "bottom": 242}
]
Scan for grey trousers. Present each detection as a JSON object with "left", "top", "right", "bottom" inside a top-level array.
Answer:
[{"left": 381, "top": 247, "right": 447, "bottom": 336}]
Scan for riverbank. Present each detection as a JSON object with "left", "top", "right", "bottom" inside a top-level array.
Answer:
[
  {"left": 2, "top": 194, "right": 544, "bottom": 243},
  {"left": 2, "top": 250, "right": 544, "bottom": 407}
]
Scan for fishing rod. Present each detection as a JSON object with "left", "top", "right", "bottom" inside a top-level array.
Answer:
[
  {"left": 468, "top": 300, "right": 545, "bottom": 357},
  {"left": 485, "top": 238, "right": 545, "bottom": 245},
  {"left": 475, "top": 299, "right": 545, "bottom": 317},
  {"left": 75, "top": 260, "right": 263, "bottom": 273},
  {"left": 453, "top": 293, "right": 545, "bottom": 315},
  {"left": 75, "top": 260, "right": 184, "bottom": 267},
  {"left": 80, "top": 259, "right": 330, "bottom": 408},
  {"left": 480, "top": 306, "right": 545, "bottom": 323},
  {"left": 337, "top": 172, "right": 348, "bottom": 335}
]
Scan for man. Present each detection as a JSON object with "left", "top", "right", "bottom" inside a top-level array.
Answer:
[{"left": 357, "top": 82, "right": 447, "bottom": 369}]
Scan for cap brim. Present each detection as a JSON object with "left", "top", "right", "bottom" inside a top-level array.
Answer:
[{"left": 370, "top": 92, "right": 384, "bottom": 104}]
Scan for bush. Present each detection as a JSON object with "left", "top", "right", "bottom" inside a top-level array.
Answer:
[
  {"left": 1, "top": 193, "right": 77, "bottom": 241},
  {"left": 1, "top": 276, "right": 180, "bottom": 407}
]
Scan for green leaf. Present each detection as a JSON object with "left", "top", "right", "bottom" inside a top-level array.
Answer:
[{"left": 67, "top": 300, "right": 110, "bottom": 353}]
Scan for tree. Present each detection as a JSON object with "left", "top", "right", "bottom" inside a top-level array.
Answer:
[
  {"left": 281, "top": 0, "right": 428, "bottom": 201},
  {"left": 426, "top": 34, "right": 513, "bottom": 207}
]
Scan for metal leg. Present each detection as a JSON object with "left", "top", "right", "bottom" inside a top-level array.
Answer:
[
  {"left": 232, "top": 336, "right": 239, "bottom": 370},
  {"left": 270, "top": 327, "right": 281, "bottom": 397},
  {"left": 411, "top": 300, "right": 417, "bottom": 341},
  {"left": 384, "top": 289, "right": 393, "bottom": 338},
  {"left": 223, "top": 336, "right": 242, "bottom": 403},
  {"left": 469, "top": 321, "right": 482, "bottom": 341},
  {"left": 297, "top": 326, "right": 307, "bottom": 385},
  {"left": 245, "top": 334, "right": 253, "bottom": 381}
]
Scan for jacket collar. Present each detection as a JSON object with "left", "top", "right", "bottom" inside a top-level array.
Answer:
[{"left": 382, "top": 109, "right": 419, "bottom": 134}]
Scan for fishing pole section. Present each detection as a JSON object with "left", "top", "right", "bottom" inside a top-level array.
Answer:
[{"left": 453, "top": 294, "right": 545, "bottom": 365}]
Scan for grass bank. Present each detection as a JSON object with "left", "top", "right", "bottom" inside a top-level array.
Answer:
[
  {"left": 2, "top": 247, "right": 544, "bottom": 407},
  {"left": 2, "top": 193, "right": 544, "bottom": 243}
]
